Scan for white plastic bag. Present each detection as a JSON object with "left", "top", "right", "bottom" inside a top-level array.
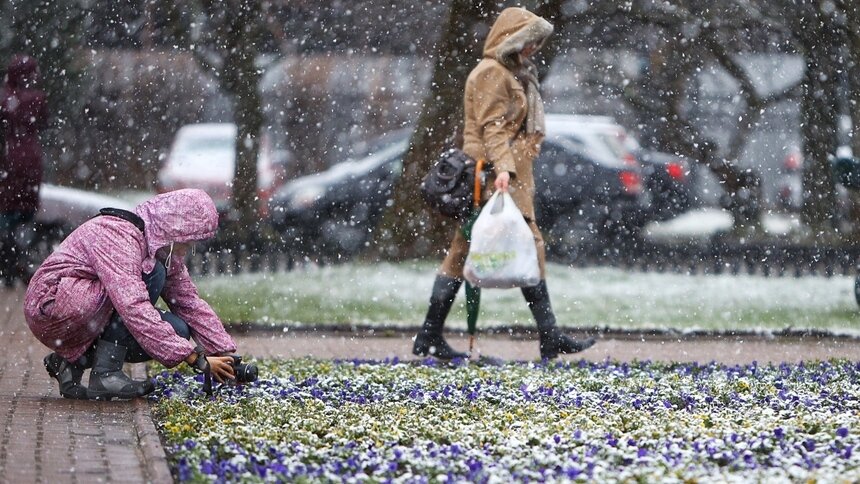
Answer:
[{"left": 464, "top": 191, "right": 540, "bottom": 288}]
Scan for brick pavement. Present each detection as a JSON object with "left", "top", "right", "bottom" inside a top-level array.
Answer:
[
  {"left": 0, "top": 287, "right": 171, "bottom": 484},
  {"left": 2, "top": 285, "right": 859, "bottom": 484}
]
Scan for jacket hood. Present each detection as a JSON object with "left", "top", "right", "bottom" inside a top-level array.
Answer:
[
  {"left": 5, "top": 54, "right": 39, "bottom": 90},
  {"left": 134, "top": 189, "right": 218, "bottom": 271},
  {"left": 483, "top": 8, "right": 553, "bottom": 66}
]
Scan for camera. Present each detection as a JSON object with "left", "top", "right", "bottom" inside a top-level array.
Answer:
[{"left": 228, "top": 355, "right": 258, "bottom": 383}]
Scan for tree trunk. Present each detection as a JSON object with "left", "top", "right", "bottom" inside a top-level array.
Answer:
[
  {"left": 371, "top": 0, "right": 499, "bottom": 260},
  {"left": 225, "top": 59, "right": 262, "bottom": 249},
  {"left": 845, "top": 9, "right": 860, "bottom": 156},
  {"left": 533, "top": 0, "right": 566, "bottom": 82},
  {"left": 209, "top": 0, "right": 264, "bottom": 251},
  {"left": 799, "top": 39, "right": 840, "bottom": 237}
]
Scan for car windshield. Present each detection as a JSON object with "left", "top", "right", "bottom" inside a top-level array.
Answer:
[
  {"left": 555, "top": 133, "right": 625, "bottom": 168},
  {"left": 176, "top": 137, "right": 235, "bottom": 154},
  {"left": 286, "top": 139, "right": 408, "bottom": 191},
  {"left": 595, "top": 132, "right": 630, "bottom": 159}
]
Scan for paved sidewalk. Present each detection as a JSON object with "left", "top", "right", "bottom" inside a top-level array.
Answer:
[
  {"left": 233, "top": 330, "right": 860, "bottom": 364},
  {"left": 2, "top": 286, "right": 859, "bottom": 484},
  {"left": 0, "top": 288, "right": 171, "bottom": 484}
]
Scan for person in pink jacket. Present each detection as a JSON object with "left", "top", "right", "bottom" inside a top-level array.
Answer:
[{"left": 24, "top": 189, "right": 239, "bottom": 400}]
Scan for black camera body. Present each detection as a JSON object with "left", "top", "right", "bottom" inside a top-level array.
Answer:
[{"left": 228, "top": 355, "right": 258, "bottom": 383}]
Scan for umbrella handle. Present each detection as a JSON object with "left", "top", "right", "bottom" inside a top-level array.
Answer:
[{"left": 468, "top": 335, "right": 475, "bottom": 355}]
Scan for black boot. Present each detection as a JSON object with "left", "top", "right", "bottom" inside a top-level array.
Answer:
[
  {"left": 413, "top": 275, "right": 468, "bottom": 360},
  {"left": 522, "top": 280, "right": 596, "bottom": 360},
  {"left": 44, "top": 353, "right": 88, "bottom": 400},
  {"left": 86, "top": 340, "right": 155, "bottom": 400}
]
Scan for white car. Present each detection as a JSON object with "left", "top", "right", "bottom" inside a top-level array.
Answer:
[
  {"left": 16, "top": 184, "right": 135, "bottom": 282},
  {"left": 36, "top": 183, "right": 134, "bottom": 229},
  {"left": 157, "top": 123, "right": 287, "bottom": 217}
]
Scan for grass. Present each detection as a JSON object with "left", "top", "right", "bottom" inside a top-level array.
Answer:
[{"left": 194, "top": 261, "right": 860, "bottom": 335}]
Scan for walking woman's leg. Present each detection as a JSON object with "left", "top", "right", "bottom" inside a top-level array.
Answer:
[
  {"left": 413, "top": 231, "right": 469, "bottom": 359},
  {"left": 521, "top": 221, "right": 595, "bottom": 359}
]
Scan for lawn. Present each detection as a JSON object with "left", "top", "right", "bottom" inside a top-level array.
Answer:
[
  {"left": 195, "top": 262, "right": 860, "bottom": 335},
  {"left": 152, "top": 358, "right": 860, "bottom": 482}
]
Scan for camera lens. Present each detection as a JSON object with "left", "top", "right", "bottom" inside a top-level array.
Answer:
[{"left": 236, "top": 363, "right": 258, "bottom": 383}]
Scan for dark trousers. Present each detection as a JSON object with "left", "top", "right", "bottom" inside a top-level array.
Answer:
[
  {"left": 0, "top": 210, "right": 34, "bottom": 286},
  {"left": 99, "top": 261, "right": 191, "bottom": 363}
]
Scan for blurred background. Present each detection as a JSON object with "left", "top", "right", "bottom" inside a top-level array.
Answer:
[{"left": 3, "top": 0, "right": 860, "bottom": 264}]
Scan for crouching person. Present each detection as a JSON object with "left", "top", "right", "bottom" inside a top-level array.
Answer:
[{"left": 24, "top": 188, "right": 238, "bottom": 400}]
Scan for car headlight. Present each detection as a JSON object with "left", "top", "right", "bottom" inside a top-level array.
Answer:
[{"left": 288, "top": 186, "right": 325, "bottom": 211}]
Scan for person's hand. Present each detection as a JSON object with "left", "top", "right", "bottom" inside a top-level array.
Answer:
[
  {"left": 495, "top": 171, "right": 511, "bottom": 192},
  {"left": 206, "top": 356, "right": 236, "bottom": 383}
]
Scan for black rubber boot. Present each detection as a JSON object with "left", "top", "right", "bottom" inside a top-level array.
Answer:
[
  {"left": 44, "top": 353, "right": 88, "bottom": 400},
  {"left": 522, "top": 280, "right": 596, "bottom": 360},
  {"left": 412, "top": 275, "right": 468, "bottom": 360},
  {"left": 86, "top": 340, "right": 154, "bottom": 401}
]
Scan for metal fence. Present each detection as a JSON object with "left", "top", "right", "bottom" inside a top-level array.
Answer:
[{"left": 184, "top": 241, "right": 860, "bottom": 278}]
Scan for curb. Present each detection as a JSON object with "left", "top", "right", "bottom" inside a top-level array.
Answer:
[
  {"left": 131, "top": 365, "right": 173, "bottom": 484},
  {"left": 226, "top": 322, "right": 860, "bottom": 342}
]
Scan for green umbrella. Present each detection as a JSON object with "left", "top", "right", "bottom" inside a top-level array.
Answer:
[{"left": 460, "top": 209, "right": 481, "bottom": 354}]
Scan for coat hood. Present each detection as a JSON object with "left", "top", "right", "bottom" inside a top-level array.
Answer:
[
  {"left": 482, "top": 7, "right": 553, "bottom": 66},
  {"left": 134, "top": 189, "right": 219, "bottom": 272},
  {"left": 5, "top": 54, "right": 39, "bottom": 90}
]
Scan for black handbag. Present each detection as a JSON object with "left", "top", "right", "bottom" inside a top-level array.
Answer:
[{"left": 420, "top": 148, "right": 481, "bottom": 220}]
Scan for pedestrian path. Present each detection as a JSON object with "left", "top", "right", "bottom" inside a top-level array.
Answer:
[
  {"left": 233, "top": 329, "right": 860, "bottom": 364},
  {"left": 0, "top": 288, "right": 171, "bottom": 483},
  {"left": 1, "top": 287, "right": 859, "bottom": 483}
]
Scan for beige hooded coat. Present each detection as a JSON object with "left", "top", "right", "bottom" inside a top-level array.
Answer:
[{"left": 440, "top": 7, "right": 554, "bottom": 279}]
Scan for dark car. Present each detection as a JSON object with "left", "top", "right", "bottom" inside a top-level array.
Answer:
[
  {"left": 536, "top": 115, "right": 651, "bottom": 258},
  {"left": 269, "top": 119, "right": 650, "bottom": 259},
  {"left": 268, "top": 139, "right": 407, "bottom": 256},
  {"left": 552, "top": 115, "right": 694, "bottom": 223},
  {"left": 636, "top": 149, "right": 693, "bottom": 221}
]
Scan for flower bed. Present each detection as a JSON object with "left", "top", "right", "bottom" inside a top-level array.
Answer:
[{"left": 152, "top": 358, "right": 860, "bottom": 482}]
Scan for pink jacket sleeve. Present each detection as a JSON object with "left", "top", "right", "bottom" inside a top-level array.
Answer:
[
  {"left": 86, "top": 225, "right": 196, "bottom": 367},
  {"left": 161, "top": 262, "right": 237, "bottom": 356}
]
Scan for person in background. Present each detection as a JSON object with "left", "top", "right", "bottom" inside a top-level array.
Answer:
[
  {"left": 412, "top": 7, "right": 596, "bottom": 360},
  {"left": 24, "top": 189, "right": 239, "bottom": 400},
  {"left": 0, "top": 54, "right": 48, "bottom": 287}
]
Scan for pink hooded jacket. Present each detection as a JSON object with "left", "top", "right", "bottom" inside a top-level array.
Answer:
[{"left": 24, "top": 189, "right": 236, "bottom": 367}]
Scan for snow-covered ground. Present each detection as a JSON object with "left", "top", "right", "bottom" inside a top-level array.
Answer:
[
  {"left": 197, "top": 261, "right": 859, "bottom": 335},
  {"left": 644, "top": 207, "right": 801, "bottom": 243}
]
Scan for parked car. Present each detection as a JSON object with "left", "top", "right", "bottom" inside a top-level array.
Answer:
[
  {"left": 537, "top": 115, "right": 651, "bottom": 258},
  {"left": 17, "top": 184, "right": 134, "bottom": 281},
  {"left": 636, "top": 149, "right": 693, "bottom": 221},
  {"left": 270, "top": 115, "right": 653, "bottom": 258},
  {"left": 547, "top": 114, "right": 693, "bottom": 222},
  {"left": 269, "top": 139, "right": 408, "bottom": 256},
  {"left": 157, "top": 123, "right": 288, "bottom": 218}
]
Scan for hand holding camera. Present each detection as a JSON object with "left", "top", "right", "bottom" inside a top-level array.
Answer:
[
  {"left": 188, "top": 348, "right": 259, "bottom": 395},
  {"left": 226, "top": 355, "right": 258, "bottom": 384},
  {"left": 206, "top": 356, "right": 236, "bottom": 383},
  {"left": 196, "top": 355, "right": 258, "bottom": 384}
]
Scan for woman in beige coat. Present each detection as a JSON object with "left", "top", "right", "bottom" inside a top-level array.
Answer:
[{"left": 413, "top": 7, "right": 596, "bottom": 360}]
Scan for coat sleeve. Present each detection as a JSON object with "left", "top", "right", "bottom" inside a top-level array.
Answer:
[
  {"left": 85, "top": 224, "right": 196, "bottom": 367},
  {"left": 161, "top": 261, "right": 237, "bottom": 356},
  {"left": 36, "top": 92, "right": 49, "bottom": 130},
  {"left": 472, "top": 66, "right": 518, "bottom": 177}
]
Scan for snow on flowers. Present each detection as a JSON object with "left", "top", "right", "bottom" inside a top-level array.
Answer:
[{"left": 151, "top": 358, "right": 860, "bottom": 482}]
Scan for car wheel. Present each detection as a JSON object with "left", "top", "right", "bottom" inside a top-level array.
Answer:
[
  {"left": 320, "top": 218, "right": 368, "bottom": 258},
  {"left": 547, "top": 216, "right": 600, "bottom": 263}
]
